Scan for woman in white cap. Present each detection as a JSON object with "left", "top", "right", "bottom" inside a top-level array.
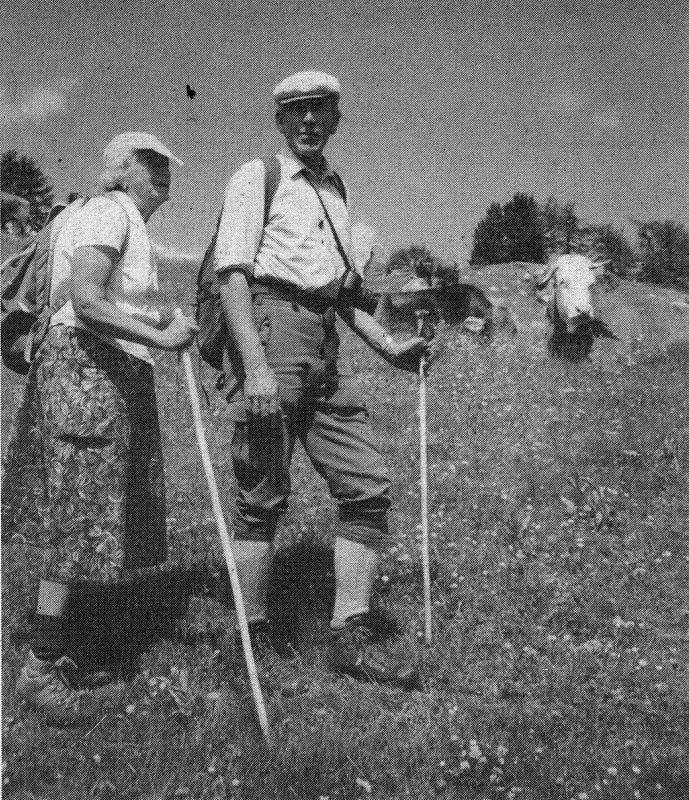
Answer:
[{"left": 2, "top": 133, "right": 198, "bottom": 725}]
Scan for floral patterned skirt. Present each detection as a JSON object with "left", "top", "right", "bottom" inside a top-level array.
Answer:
[{"left": 1, "top": 325, "right": 167, "bottom": 583}]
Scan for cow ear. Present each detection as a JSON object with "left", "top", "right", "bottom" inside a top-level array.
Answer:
[{"left": 535, "top": 261, "right": 557, "bottom": 287}]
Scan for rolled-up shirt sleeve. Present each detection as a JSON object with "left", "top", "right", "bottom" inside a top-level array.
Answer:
[{"left": 214, "top": 158, "right": 265, "bottom": 277}]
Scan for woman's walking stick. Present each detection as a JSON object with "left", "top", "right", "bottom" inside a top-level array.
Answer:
[
  {"left": 415, "top": 310, "right": 432, "bottom": 645},
  {"left": 180, "top": 346, "right": 271, "bottom": 744}
]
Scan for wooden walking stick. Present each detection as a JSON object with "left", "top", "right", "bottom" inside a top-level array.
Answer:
[
  {"left": 180, "top": 345, "right": 271, "bottom": 744},
  {"left": 415, "top": 310, "right": 432, "bottom": 645}
]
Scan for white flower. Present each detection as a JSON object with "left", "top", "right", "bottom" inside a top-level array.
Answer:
[{"left": 469, "top": 740, "right": 482, "bottom": 759}]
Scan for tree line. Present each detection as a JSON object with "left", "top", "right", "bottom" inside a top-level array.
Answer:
[
  {"left": 470, "top": 192, "right": 689, "bottom": 291},
  {"left": 3, "top": 151, "right": 688, "bottom": 292}
]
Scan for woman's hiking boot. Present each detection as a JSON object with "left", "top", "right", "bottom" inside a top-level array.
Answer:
[
  {"left": 16, "top": 650, "right": 123, "bottom": 726},
  {"left": 49, "top": 654, "right": 116, "bottom": 690},
  {"left": 327, "top": 613, "right": 421, "bottom": 691}
]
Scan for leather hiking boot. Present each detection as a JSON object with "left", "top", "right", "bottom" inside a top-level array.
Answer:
[
  {"left": 53, "top": 655, "right": 116, "bottom": 690},
  {"left": 16, "top": 651, "right": 123, "bottom": 726},
  {"left": 328, "top": 614, "right": 420, "bottom": 691}
]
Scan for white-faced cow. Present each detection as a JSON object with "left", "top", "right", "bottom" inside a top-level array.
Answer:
[{"left": 536, "top": 254, "right": 616, "bottom": 361}]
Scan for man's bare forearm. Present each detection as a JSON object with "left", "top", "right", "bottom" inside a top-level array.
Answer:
[
  {"left": 338, "top": 304, "right": 395, "bottom": 360},
  {"left": 218, "top": 269, "right": 267, "bottom": 371}
]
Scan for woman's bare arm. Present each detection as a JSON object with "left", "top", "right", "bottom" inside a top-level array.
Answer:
[{"left": 70, "top": 245, "right": 197, "bottom": 350}]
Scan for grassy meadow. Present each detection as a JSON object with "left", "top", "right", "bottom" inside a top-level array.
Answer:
[{"left": 3, "top": 263, "right": 689, "bottom": 799}]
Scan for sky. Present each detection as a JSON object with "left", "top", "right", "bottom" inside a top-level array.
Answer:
[{"left": 2, "top": 0, "right": 688, "bottom": 263}]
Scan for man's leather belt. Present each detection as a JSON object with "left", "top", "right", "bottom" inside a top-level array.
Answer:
[{"left": 251, "top": 278, "right": 336, "bottom": 316}]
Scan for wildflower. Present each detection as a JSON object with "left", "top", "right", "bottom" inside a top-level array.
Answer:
[
  {"left": 469, "top": 740, "right": 482, "bottom": 758},
  {"left": 607, "top": 766, "right": 618, "bottom": 777}
]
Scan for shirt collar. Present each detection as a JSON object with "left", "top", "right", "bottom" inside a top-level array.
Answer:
[
  {"left": 278, "top": 147, "right": 337, "bottom": 184},
  {"left": 109, "top": 190, "right": 144, "bottom": 227}
]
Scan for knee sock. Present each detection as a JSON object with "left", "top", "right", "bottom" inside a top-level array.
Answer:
[
  {"left": 230, "top": 540, "right": 274, "bottom": 625},
  {"left": 31, "top": 580, "right": 71, "bottom": 663},
  {"left": 331, "top": 537, "right": 380, "bottom": 631}
]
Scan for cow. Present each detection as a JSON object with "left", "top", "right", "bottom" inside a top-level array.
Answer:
[
  {"left": 536, "top": 254, "right": 616, "bottom": 361},
  {"left": 373, "top": 283, "right": 494, "bottom": 336}
]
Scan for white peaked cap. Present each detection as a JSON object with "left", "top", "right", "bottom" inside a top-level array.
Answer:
[
  {"left": 103, "top": 132, "right": 183, "bottom": 167},
  {"left": 273, "top": 71, "right": 341, "bottom": 105}
]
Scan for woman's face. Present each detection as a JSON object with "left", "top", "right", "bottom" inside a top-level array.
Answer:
[{"left": 126, "top": 150, "right": 171, "bottom": 219}]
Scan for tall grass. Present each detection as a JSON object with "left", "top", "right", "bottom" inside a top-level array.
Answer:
[{"left": 3, "top": 273, "right": 689, "bottom": 799}]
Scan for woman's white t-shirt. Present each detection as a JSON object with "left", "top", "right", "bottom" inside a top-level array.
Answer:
[{"left": 50, "top": 191, "right": 158, "bottom": 364}]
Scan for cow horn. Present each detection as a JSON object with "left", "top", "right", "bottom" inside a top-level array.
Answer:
[{"left": 535, "top": 261, "right": 557, "bottom": 289}]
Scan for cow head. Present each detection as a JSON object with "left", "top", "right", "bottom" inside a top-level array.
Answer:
[
  {"left": 536, "top": 253, "right": 613, "bottom": 361},
  {"left": 537, "top": 254, "right": 600, "bottom": 333}
]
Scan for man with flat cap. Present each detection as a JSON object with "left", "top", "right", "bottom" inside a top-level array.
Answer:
[{"left": 215, "top": 71, "right": 428, "bottom": 690}]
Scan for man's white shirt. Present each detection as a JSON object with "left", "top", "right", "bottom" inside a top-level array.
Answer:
[{"left": 214, "top": 149, "right": 351, "bottom": 293}]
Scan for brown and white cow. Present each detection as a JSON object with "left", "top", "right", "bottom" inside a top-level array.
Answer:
[{"left": 536, "top": 254, "right": 616, "bottom": 361}]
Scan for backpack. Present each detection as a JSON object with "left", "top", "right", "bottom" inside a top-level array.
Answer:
[
  {"left": 1, "top": 198, "right": 87, "bottom": 373},
  {"left": 195, "top": 157, "right": 283, "bottom": 370}
]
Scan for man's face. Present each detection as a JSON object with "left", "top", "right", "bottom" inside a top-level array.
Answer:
[
  {"left": 276, "top": 96, "right": 340, "bottom": 164},
  {"left": 128, "top": 150, "right": 171, "bottom": 214}
]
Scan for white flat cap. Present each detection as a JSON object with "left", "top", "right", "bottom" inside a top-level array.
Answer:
[
  {"left": 273, "top": 71, "right": 340, "bottom": 105},
  {"left": 103, "top": 132, "right": 183, "bottom": 167}
]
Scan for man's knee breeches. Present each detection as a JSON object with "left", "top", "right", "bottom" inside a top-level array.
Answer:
[
  {"left": 228, "top": 295, "right": 392, "bottom": 547},
  {"left": 230, "top": 404, "right": 392, "bottom": 547}
]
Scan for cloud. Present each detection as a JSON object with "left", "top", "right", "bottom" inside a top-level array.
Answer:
[
  {"left": 546, "top": 89, "right": 622, "bottom": 134},
  {"left": 0, "top": 79, "right": 78, "bottom": 125},
  {"left": 547, "top": 88, "right": 587, "bottom": 114},
  {"left": 592, "top": 110, "right": 622, "bottom": 130}
]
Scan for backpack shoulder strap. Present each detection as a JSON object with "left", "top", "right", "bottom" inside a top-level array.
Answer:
[
  {"left": 262, "top": 155, "right": 282, "bottom": 227},
  {"left": 199, "top": 157, "right": 281, "bottom": 292},
  {"left": 43, "top": 197, "right": 87, "bottom": 310}
]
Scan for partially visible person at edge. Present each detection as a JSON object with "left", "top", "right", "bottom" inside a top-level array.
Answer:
[
  {"left": 215, "top": 71, "right": 430, "bottom": 690},
  {"left": 1, "top": 133, "right": 198, "bottom": 725}
]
